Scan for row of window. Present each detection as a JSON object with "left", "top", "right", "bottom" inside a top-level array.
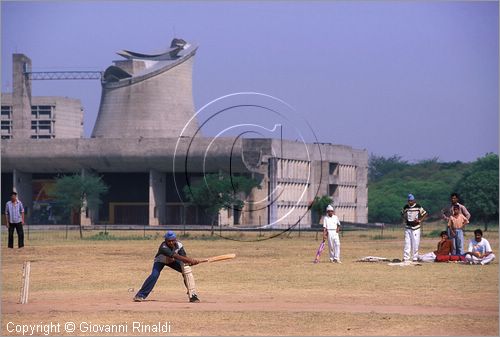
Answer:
[
  {"left": 31, "top": 105, "right": 53, "bottom": 119},
  {"left": 1, "top": 105, "right": 54, "bottom": 120},
  {"left": 1, "top": 119, "right": 12, "bottom": 139},
  {"left": 1, "top": 105, "right": 12, "bottom": 119},
  {"left": 1, "top": 105, "right": 55, "bottom": 139}
]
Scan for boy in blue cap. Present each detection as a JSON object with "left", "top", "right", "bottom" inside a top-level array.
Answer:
[
  {"left": 401, "top": 194, "right": 428, "bottom": 262},
  {"left": 134, "top": 230, "right": 201, "bottom": 303}
]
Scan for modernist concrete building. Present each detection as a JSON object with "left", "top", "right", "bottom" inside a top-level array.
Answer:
[
  {"left": 1, "top": 38, "right": 368, "bottom": 227},
  {"left": 1, "top": 93, "right": 84, "bottom": 139}
]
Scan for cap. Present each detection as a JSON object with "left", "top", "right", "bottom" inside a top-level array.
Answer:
[
  {"left": 408, "top": 194, "right": 415, "bottom": 201},
  {"left": 164, "top": 230, "right": 177, "bottom": 240},
  {"left": 326, "top": 205, "right": 334, "bottom": 211}
]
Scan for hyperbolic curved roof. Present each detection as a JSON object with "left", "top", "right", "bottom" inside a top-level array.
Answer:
[
  {"left": 116, "top": 38, "right": 190, "bottom": 61},
  {"left": 102, "top": 38, "right": 198, "bottom": 86}
]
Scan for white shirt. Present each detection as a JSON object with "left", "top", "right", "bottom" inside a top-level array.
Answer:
[
  {"left": 468, "top": 238, "right": 492, "bottom": 255},
  {"left": 323, "top": 214, "right": 341, "bottom": 231}
]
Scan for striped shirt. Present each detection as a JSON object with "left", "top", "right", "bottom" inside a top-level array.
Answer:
[
  {"left": 5, "top": 200, "right": 24, "bottom": 223},
  {"left": 401, "top": 203, "right": 427, "bottom": 230}
]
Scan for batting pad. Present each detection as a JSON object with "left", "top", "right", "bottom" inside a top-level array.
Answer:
[{"left": 181, "top": 264, "right": 196, "bottom": 297}]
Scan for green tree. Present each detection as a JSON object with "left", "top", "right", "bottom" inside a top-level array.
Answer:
[
  {"left": 310, "top": 195, "right": 333, "bottom": 226},
  {"left": 183, "top": 173, "right": 261, "bottom": 235},
  {"left": 455, "top": 153, "right": 499, "bottom": 231},
  {"left": 368, "top": 154, "right": 409, "bottom": 182},
  {"left": 49, "top": 173, "right": 108, "bottom": 237},
  {"left": 368, "top": 156, "right": 470, "bottom": 224}
]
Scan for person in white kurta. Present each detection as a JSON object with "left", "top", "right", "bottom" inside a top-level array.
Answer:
[{"left": 323, "top": 205, "right": 342, "bottom": 263}]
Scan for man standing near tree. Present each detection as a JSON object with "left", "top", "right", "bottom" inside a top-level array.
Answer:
[
  {"left": 444, "top": 192, "right": 471, "bottom": 221},
  {"left": 5, "top": 192, "right": 25, "bottom": 249},
  {"left": 401, "top": 194, "right": 428, "bottom": 262},
  {"left": 323, "top": 205, "right": 341, "bottom": 263}
]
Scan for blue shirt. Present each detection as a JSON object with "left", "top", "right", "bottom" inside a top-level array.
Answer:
[{"left": 5, "top": 200, "right": 24, "bottom": 223}]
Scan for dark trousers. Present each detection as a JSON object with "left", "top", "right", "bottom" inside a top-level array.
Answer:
[
  {"left": 8, "top": 222, "right": 24, "bottom": 248},
  {"left": 136, "top": 261, "right": 182, "bottom": 299}
]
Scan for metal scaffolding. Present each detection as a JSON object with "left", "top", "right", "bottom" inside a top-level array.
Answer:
[{"left": 25, "top": 71, "right": 102, "bottom": 80}]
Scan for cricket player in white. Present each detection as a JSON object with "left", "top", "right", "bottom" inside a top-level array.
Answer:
[
  {"left": 323, "top": 205, "right": 341, "bottom": 263},
  {"left": 401, "top": 194, "right": 428, "bottom": 262}
]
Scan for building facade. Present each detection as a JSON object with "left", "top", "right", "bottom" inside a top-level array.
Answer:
[
  {"left": 1, "top": 39, "right": 368, "bottom": 227},
  {"left": 1, "top": 93, "right": 84, "bottom": 139}
]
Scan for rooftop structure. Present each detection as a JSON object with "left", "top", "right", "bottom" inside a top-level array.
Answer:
[{"left": 91, "top": 38, "right": 199, "bottom": 139}]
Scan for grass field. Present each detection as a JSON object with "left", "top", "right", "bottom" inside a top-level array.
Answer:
[{"left": 1, "top": 223, "right": 498, "bottom": 336}]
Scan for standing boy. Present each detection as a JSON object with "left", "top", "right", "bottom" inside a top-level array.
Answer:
[
  {"left": 134, "top": 231, "right": 201, "bottom": 303},
  {"left": 401, "top": 194, "right": 428, "bottom": 262},
  {"left": 448, "top": 204, "right": 469, "bottom": 255},
  {"left": 322, "top": 205, "right": 342, "bottom": 263},
  {"left": 5, "top": 192, "right": 25, "bottom": 249}
]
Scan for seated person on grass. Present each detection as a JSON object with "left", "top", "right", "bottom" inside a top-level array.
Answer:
[
  {"left": 418, "top": 231, "right": 453, "bottom": 262},
  {"left": 464, "top": 229, "right": 496, "bottom": 265}
]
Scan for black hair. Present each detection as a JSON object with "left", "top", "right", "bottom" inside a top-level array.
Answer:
[
  {"left": 474, "top": 229, "right": 483, "bottom": 236},
  {"left": 10, "top": 191, "right": 17, "bottom": 196},
  {"left": 440, "top": 231, "right": 448, "bottom": 237},
  {"left": 452, "top": 204, "right": 460, "bottom": 209}
]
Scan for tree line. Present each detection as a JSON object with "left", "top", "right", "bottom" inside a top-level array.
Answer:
[{"left": 368, "top": 153, "right": 498, "bottom": 229}]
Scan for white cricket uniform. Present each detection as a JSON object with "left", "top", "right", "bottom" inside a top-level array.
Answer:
[
  {"left": 401, "top": 203, "right": 427, "bottom": 262},
  {"left": 323, "top": 214, "right": 341, "bottom": 262},
  {"left": 465, "top": 238, "right": 496, "bottom": 265}
]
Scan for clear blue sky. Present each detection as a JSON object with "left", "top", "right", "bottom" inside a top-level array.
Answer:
[{"left": 1, "top": 1, "right": 498, "bottom": 162}]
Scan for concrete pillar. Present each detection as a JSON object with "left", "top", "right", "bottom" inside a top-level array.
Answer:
[
  {"left": 79, "top": 169, "right": 99, "bottom": 226},
  {"left": 268, "top": 157, "right": 278, "bottom": 227},
  {"left": 149, "top": 170, "right": 166, "bottom": 226},
  {"left": 13, "top": 169, "right": 32, "bottom": 224},
  {"left": 12, "top": 54, "right": 32, "bottom": 139}
]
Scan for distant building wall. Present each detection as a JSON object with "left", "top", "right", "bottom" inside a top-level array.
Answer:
[{"left": 1, "top": 93, "right": 84, "bottom": 139}]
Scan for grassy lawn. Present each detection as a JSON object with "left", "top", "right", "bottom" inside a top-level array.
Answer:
[{"left": 1, "top": 223, "right": 498, "bottom": 336}]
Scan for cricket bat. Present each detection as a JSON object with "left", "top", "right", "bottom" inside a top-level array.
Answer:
[
  {"left": 313, "top": 240, "right": 326, "bottom": 263},
  {"left": 199, "top": 253, "right": 236, "bottom": 263}
]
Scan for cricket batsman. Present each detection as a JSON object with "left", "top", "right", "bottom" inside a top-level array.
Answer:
[
  {"left": 134, "top": 230, "right": 201, "bottom": 303},
  {"left": 323, "top": 205, "right": 342, "bottom": 263}
]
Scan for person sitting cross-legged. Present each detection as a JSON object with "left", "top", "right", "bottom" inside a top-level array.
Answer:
[{"left": 464, "top": 229, "right": 495, "bottom": 265}]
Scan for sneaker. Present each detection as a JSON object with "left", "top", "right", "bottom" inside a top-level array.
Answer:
[
  {"left": 133, "top": 296, "right": 145, "bottom": 302},
  {"left": 189, "top": 294, "right": 200, "bottom": 303},
  {"left": 336, "top": 260, "right": 342, "bottom": 264}
]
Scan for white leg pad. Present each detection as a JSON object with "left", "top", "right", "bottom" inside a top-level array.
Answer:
[{"left": 181, "top": 264, "right": 197, "bottom": 297}]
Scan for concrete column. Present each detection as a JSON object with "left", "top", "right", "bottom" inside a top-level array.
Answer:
[
  {"left": 79, "top": 169, "right": 99, "bottom": 226},
  {"left": 12, "top": 54, "right": 32, "bottom": 139},
  {"left": 13, "top": 169, "right": 32, "bottom": 224},
  {"left": 268, "top": 157, "right": 278, "bottom": 227},
  {"left": 149, "top": 170, "right": 166, "bottom": 226}
]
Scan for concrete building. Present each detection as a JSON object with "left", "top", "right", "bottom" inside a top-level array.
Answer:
[
  {"left": 92, "top": 38, "right": 198, "bottom": 139},
  {"left": 1, "top": 54, "right": 84, "bottom": 140},
  {"left": 1, "top": 93, "right": 84, "bottom": 139},
  {"left": 1, "top": 38, "right": 368, "bottom": 227}
]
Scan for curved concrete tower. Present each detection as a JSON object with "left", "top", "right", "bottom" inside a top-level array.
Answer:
[{"left": 91, "top": 39, "right": 199, "bottom": 138}]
